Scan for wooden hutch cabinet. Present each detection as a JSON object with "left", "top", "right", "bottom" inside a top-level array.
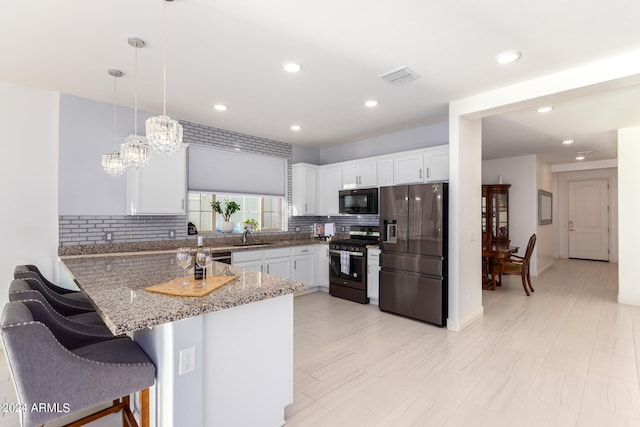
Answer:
[{"left": 482, "top": 184, "right": 511, "bottom": 244}]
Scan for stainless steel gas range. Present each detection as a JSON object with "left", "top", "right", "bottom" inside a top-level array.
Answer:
[{"left": 329, "top": 225, "right": 380, "bottom": 304}]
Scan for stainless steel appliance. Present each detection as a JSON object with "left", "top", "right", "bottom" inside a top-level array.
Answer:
[
  {"left": 329, "top": 225, "right": 380, "bottom": 303},
  {"left": 338, "top": 188, "right": 379, "bottom": 215},
  {"left": 379, "top": 183, "right": 448, "bottom": 326}
]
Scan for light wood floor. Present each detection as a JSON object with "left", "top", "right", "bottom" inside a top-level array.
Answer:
[
  {"left": 286, "top": 259, "right": 640, "bottom": 426},
  {"left": 2, "top": 259, "right": 638, "bottom": 426}
]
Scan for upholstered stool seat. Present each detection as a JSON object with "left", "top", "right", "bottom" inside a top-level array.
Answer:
[{"left": 1, "top": 301, "right": 155, "bottom": 427}]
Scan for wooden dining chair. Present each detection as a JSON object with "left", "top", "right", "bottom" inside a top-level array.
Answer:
[{"left": 492, "top": 234, "right": 536, "bottom": 296}]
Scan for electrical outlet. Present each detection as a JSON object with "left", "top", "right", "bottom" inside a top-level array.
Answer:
[
  {"left": 169, "top": 230, "right": 175, "bottom": 238},
  {"left": 105, "top": 233, "right": 112, "bottom": 241},
  {"left": 179, "top": 346, "right": 196, "bottom": 375},
  {"left": 295, "top": 226, "right": 300, "bottom": 232}
]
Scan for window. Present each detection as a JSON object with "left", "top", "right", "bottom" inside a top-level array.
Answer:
[{"left": 188, "top": 192, "right": 285, "bottom": 233}]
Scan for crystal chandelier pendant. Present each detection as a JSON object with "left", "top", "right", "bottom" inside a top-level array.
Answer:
[
  {"left": 146, "top": 115, "right": 183, "bottom": 154},
  {"left": 102, "top": 151, "right": 126, "bottom": 177},
  {"left": 121, "top": 135, "right": 151, "bottom": 168}
]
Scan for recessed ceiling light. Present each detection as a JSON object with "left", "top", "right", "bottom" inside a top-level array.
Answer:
[
  {"left": 213, "top": 104, "right": 227, "bottom": 111},
  {"left": 283, "top": 62, "right": 302, "bottom": 73},
  {"left": 562, "top": 139, "right": 574, "bottom": 145},
  {"left": 290, "top": 124, "right": 302, "bottom": 131},
  {"left": 576, "top": 156, "right": 585, "bottom": 160},
  {"left": 364, "top": 100, "right": 379, "bottom": 108},
  {"left": 537, "top": 106, "right": 554, "bottom": 113},
  {"left": 496, "top": 50, "right": 522, "bottom": 64}
]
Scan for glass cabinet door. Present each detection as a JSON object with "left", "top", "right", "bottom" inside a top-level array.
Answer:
[{"left": 482, "top": 184, "right": 510, "bottom": 244}]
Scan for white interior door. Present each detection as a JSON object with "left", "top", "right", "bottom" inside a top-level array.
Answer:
[{"left": 568, "top": 179, "right": 609, "bottom": 261}]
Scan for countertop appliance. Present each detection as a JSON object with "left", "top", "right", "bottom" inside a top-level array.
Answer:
[
  {"left": 329, "top": 225, "right": 380, "bottom": 303},
  {"left": 379, "top": 183, "right": 448, "bottom": 326},
  {"left": 339, "top": 188, "right": 379, "bottom": 215}
]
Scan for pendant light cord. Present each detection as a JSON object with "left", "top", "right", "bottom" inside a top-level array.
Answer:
[
  {"left": 162, "top": 0, "right": 167, "bottom": 116},
  {"left": 113, "top": 75, "right": 118, "bottom": 150},
  {"left": 134, "top": 42, "right": 138, "bottom": 134}
]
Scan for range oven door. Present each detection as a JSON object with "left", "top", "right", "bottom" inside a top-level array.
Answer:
[{"left": 329, "top": 249, "right": 366, "bottom": 290}]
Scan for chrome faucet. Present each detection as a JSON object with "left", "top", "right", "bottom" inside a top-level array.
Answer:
[{"left": 242, "top": 226, "right": 251, "bottom": 245}]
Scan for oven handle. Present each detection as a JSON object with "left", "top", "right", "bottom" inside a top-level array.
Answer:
[{"left": 329, "top": 249, "right": 364, "bottom": 257}]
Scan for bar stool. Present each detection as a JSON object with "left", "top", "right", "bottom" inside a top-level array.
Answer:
[
  {"left": 9, "top": 280, "right": 113, "bottom": 336},
  {"left": 14, "top": 264, "right": 82, "bottom": 296},
  {"left": 13, "top": 272, "right": 95, "bottom": 315},
  {"left": 1, "top": 301, "right": 155, "bottom": 427}
]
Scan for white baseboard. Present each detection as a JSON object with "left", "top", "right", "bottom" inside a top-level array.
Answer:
[
  {"left": 617, "top": 295, "right": 640, "bottom": 306},
  {"left": 447, "top": 305, "right": 484, "bottom": 332}
]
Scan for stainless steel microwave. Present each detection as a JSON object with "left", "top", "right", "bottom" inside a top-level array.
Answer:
[{"left": 339, "top": 188, "right": 379, "bottom": 215}]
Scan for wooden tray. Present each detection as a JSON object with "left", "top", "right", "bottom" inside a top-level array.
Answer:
[{"left": 145, "top": 275, "right": 237, "bottom": 297}]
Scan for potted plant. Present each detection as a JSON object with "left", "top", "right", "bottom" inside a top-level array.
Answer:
[
  {"left": 211, "top": 199, "right": 241, "bottom": 233},
  {"left": 242, "top": 218, "right": 259, "bottom": 231}
]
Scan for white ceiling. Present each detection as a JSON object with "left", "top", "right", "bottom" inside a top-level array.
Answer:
[{"left": 2, "top": 0, "right": 640, "bottom": 164}]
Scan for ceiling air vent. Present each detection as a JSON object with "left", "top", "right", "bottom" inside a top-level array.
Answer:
[{"left": 379, "top": 66, "right": 421, "bottom": 86}]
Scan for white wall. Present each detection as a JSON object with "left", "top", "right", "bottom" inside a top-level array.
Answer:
[
  {"left": 536, "top": 158, "right": 554, "bottom": 274},
  {"left": 615, "top": 127, "right": 638, "bottom": 305},
  {"left": 482, "top": 155, "right": 538, "bottom": 274},
  {"left": 59, "top": 94, "right": 153, "bottom": 215},
  {"left": 319, "top": 121, "right": 448, "bottom": 164},
  {"left": 0, "top": 82, "right": 59, "bottom": 312},
  {"left": 449, "top": 49, "right": 640, "bottom": 330}
]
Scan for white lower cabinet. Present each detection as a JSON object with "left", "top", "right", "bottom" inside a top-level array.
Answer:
[
  {"left": 292, "top": 245, "right": 314, "bottom": 285},
  {"left": 231, "top": 244, "right": 330, "bottom": 293},
  {"left": 367, "top": 248, "right": 381, "bottom": 305},
  {"left": 231, "top": 250, "right": 264, "bottom": 272},
  {"left": 263, "top": 248, "right": 292, "bottom": 279},
  {"left": 315, "top": 244, "right": 329, "bottom": 291}
]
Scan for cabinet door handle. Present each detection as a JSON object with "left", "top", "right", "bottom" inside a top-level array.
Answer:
[
  {"left": 181, "top": 198, "right": 185, "bottom": 209},
  {"left": 427, "top": 168, "right": 430, "bottom": 178},
  {"left": 294, "top": 260, "right": 297, "bottom": 269},
  {"left": 267, "top": 265, "right": 269, "bottom": 273},
  {"left": 304, "top": 203, "right": 307, "bottom": 212},
  {"left": 419, "top": 169, "right": 423, "bottom": 179},
  {"left": 260, "top": 265, "right": 264, "bottom": 273}
]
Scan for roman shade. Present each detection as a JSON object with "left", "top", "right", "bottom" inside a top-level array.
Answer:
[{"left": 188, "top": 145, "right": 287, "bottom": 196}]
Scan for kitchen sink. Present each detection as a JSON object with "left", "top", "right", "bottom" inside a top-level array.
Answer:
[{"left": 231, "top": 243, "right": 272, "bottom": 248}]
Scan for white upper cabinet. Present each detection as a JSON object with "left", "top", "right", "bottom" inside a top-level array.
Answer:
[
  {"left": 292, "top": 163, "right": 317, "bottom": 216},
  {"left": 342, "top": 160, "right": 377, "bottom": 189},
  {"left": 317, "top": 165, "right": 342, "bottom": 215},
  {"left": 393, "top": 145, "right": 449, "bottom": 184},
  {"left": 127, "top": 145, "right": 187, "bottom": 215},
  {"left": 423, "top": 145, "right": 449, "bottom": 182},
  {"left": 377, "top": 158, "right": 394, "bottom": 187},
  {"left": 393, "top": 153, "right": 424, "bottom": 185},
  {"left": 292, "top": 145, "right": 448, "bottom": 214}
]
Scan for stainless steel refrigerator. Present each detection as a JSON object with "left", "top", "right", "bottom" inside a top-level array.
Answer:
[{"left": 379, "top": 183, "right": 448, "bottom": 326}]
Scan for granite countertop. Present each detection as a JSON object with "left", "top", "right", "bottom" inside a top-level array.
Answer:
[
  {"left": 59, "top": 235, "right": 336, "bottom": 258},
  {"left": 60, "top": 252, "right": 307, "bottom": 335}
]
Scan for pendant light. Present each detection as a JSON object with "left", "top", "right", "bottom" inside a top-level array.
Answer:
[
  {"left": 102, "top": 69, "right": 126, "bottom": 177},
  {"left": 121, "top": 37, "right": 151, "bottom": 168},
  {"left": 146, "top": 0, "right": 183, "bottom": 154}
]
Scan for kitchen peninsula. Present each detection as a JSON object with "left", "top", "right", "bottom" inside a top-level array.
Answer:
[{"left": 61, "top": 252, "right": 307, "bottom": 427}]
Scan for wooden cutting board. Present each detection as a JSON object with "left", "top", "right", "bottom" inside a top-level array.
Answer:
[{"left": 145, "top": 275, "right": 237, "bottom": 297}]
